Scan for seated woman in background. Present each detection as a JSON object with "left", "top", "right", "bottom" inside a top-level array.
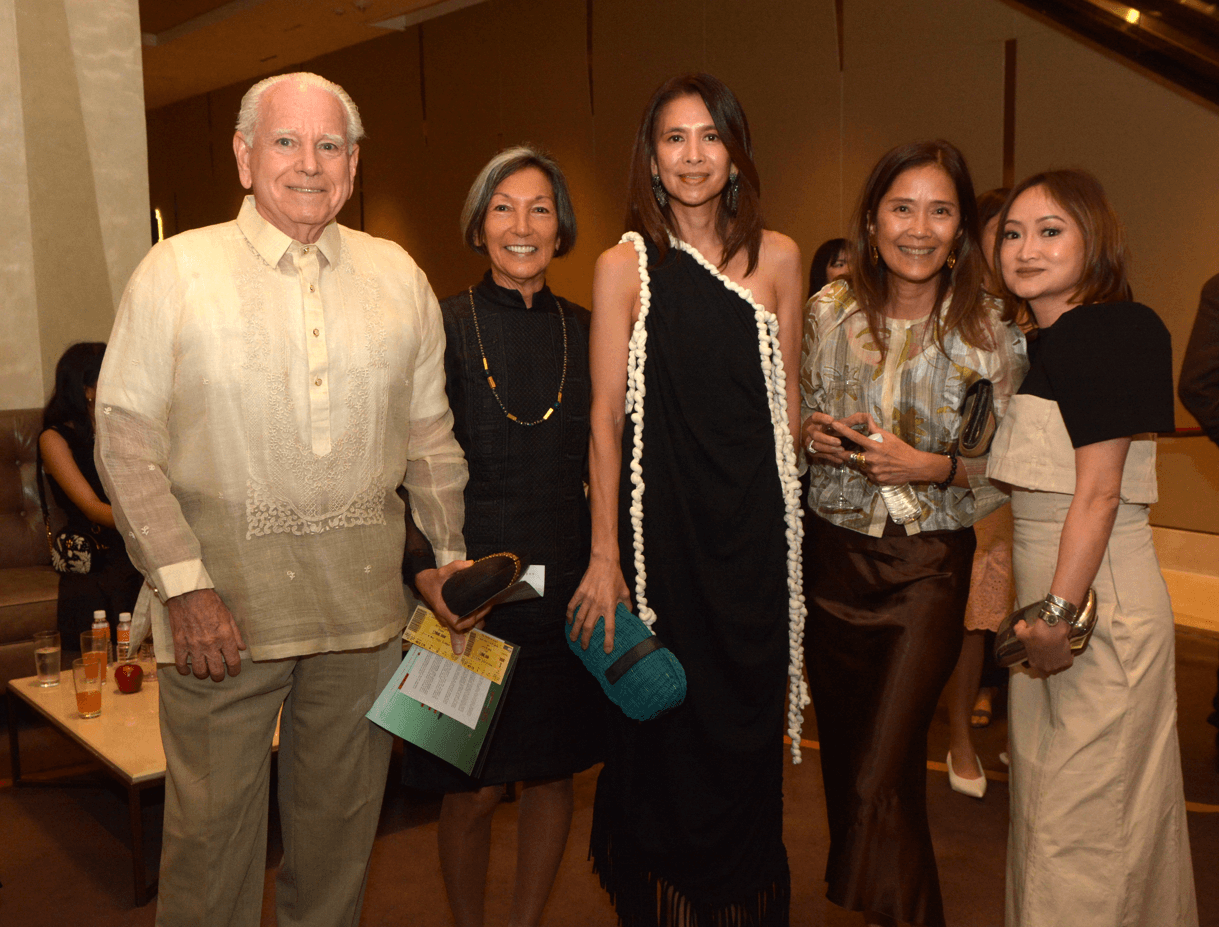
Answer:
[
  {"left": 401, "top": 146, "right": 603, "bottom": 927},
  {"left": 39, "top": 342, "right": 143, "bottom": 653},
  {"left": 808, "top": 236, "right": 849, "bottom": 299},
  {"left": 989, "top": 169, "right": 1197, "bottom": 927},
  {"left": 801, "top": 140, "right": 1026, "bottom": 927}
]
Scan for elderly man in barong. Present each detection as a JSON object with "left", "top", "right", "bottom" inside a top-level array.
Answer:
[{"left": 95, "top": 72, "right": 471, "bottom": 927}]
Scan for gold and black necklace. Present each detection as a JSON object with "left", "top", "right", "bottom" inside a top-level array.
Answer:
[{"left": 468, "top": 286, "right": 568, "bottom": 426}]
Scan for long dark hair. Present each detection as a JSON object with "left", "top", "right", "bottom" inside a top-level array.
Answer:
[
  {"left": 808, "top": 237, "right": 847, "bottom": 298},
  {"left": 43, "top": 342, "right": 106, "bottom": 435},
  {"left": 847, "top": 140, "right": 989, "bottom": 357},
  {"left": 625, "top": 73, "right": 764, "bottom": 275},
  {"left": 994, "top": 169, "right": 1131, "bottom": 327}
]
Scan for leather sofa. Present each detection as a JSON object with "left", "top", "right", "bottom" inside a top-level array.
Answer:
[{"left": 0, "top": 408, "right": 59, "bottom": 692}]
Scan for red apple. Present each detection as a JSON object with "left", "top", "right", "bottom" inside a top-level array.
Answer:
[{"left": 115, "top": 663, "right": 143, "bottom": 693}]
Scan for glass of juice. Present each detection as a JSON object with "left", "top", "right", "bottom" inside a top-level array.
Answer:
[
  {"left": 34, "top": 630, "right": 61, "bottom": 686},
  {"left": 81, "top": 630, "right": 108, "bottom": 686},
  {"left": 72, "top": 657, "right": 103, "bottom": 718}
]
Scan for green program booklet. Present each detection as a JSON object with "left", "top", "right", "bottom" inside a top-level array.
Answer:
[{"left": 367, "top": 605, "right": 519, "bottom": 777}]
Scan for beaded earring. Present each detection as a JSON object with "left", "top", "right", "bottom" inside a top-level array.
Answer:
[{"left": 651, "top": 174, "right": 668, "bottom": 209}]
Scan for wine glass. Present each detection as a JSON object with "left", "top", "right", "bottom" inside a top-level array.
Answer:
[{"left": 819, "top": 370, "right": 857, "bottom": 514}]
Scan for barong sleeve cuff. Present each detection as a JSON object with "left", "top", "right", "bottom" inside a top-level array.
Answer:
[
  {"left": 151, "top": 559, "right": 215, "bottom": 603},
  {"left": 433, "top": 549, "right": 467, "bottom": 568}
]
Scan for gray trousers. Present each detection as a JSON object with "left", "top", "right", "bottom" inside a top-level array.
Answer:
[{"left": 155, "top": 639, "right": 400, "bottom": 927}]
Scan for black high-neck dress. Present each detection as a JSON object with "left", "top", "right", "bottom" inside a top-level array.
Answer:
[
  {"left": 401, "top": 271, "right": 604, "bottom": 790},
  {"left": 590, "top": 240, "right": 792, "bottom": 926}
]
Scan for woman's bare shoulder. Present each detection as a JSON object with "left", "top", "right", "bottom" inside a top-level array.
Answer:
[
  {"left": 593, "top": 240, "right": 645, "bottom": 318},
  {"left": 596, "top": 239, "right": 642, "bottom": 275},
  {"left": 758, "top": 229, "right": 802, "bottom": 278},
  {"left": 39, "top": 427, "right": 69, "bottom": 454}
]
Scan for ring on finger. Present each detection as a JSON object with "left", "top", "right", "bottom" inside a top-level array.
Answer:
[{"left": 850, "top": 451, "right": 866, "bottom": 468}]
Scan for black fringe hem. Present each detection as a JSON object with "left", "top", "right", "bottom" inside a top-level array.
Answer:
[{"left": 590, "top": 821, "right": 790, "bottom": 927}]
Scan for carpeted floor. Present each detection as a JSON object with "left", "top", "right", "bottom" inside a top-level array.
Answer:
[{"left": 2, "top": 629, "right": 1217, "bottom": 926}]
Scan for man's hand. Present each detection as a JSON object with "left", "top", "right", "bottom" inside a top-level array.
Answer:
[
  {"left": 415, "top": 561, "right": 491, "bottom": 655},
  {"left": 167, "top": 588, "right": 247, "bottom": 681}
]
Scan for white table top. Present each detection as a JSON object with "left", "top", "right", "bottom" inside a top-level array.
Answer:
[{"left": 8, "top": 666, "right": 165, "bottom": 785}]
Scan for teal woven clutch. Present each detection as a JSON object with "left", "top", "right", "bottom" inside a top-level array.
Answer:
[{"left": 568, "top": 603, "right": 686, "bottom": 721}]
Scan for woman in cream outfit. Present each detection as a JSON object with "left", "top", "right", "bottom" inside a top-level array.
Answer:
[{"left": 988, "top": 169, "right": 1196, "bottom": 927}]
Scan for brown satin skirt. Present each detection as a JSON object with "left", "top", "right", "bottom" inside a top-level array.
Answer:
[{"left": 806, "top": 515, "right": 975, "bottom": 927}]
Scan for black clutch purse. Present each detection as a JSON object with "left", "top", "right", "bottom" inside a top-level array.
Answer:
[
  {"left": 957, "top": 378, "right": 996, "bottom": 458},
  {"left": 441, "top": 552, "right": 526, "bottom": 618}
]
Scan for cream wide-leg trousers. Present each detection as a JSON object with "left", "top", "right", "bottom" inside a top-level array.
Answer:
[{"left": 1006, "top": 491, "right": 1197, "bottom": 927}]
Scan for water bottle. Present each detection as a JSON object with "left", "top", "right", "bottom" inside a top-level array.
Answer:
[
  {"left": 116, "top": 612, "right": 132, "bottom": 663},
  {"left": 92, "top": 610, "right": 113, "bottom": 661},
  {"left": 869, "top": 433, "right": 921, "bottom": 525}
]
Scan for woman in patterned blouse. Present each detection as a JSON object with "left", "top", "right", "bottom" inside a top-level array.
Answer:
[{"left": 800, "top": 140, "right": 1026, "bottom": 927}]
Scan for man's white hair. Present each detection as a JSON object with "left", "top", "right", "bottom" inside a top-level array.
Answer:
[{"left": 236, "top": 72, "right": 364, "bottom": 151}]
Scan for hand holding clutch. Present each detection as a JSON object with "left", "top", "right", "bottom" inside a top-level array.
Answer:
[
  {"left": 567, "top": 603, "right": 686, "bottom": 721},
  {"left": 995, "top": 588, "right": 1097, "bottom": 670},
  {"left": 440, "top": 552, "right": 526, "bottom": 618}
]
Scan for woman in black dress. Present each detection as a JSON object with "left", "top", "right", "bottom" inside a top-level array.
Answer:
[
  {"left": 567, "top": 73, "right": 806, "bottom": 926},
  {"left": 39, "top": 342, "right": 143, "bottom": 654},
  {"left": 401, "top": 146, "right": 602, "bottom": 927}
]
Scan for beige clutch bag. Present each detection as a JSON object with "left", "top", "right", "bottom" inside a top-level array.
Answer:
[{"left": 995, "top": 588, "right": 1097, "bottom": 669}]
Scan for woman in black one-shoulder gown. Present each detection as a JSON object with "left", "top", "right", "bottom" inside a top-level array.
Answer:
[{"left": 568, "top": 73, "right": 807, "bottom": 927}]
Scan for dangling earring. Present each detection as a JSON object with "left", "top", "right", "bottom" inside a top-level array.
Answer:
[
  {"left": 870, "top": 243, "right": 880, "bottom": 265},
  {"left": 946, "top": 249, "right": 957, "bottom": 270},
  {"left": 726, "top": 172, "right": 740, "bottom": 216},
  {"left": 651, "top": 174, "right": 668, "bottom": 209}
]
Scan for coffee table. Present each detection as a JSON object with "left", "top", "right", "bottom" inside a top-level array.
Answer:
[{"left": 7, "top": 665, "right": 164, "bottom": 903}]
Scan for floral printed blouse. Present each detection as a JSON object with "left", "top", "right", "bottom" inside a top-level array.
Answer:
[{"left": 800, "top": 280, "right": 1028, "bottom": 538}]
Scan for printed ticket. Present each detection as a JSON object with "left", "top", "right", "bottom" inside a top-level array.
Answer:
[{"left": 403, "top": 605, "right": 513, "bottom": 685}]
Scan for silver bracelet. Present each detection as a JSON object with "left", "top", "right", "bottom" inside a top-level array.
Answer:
[{"left": 1037, "top": 593, "right": 1079, "bottom": 628}]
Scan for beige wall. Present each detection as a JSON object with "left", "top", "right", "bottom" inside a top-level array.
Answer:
[
  {"left": 144, "top": 0, "right": 1219, "bottom": 533},
  {"left": 0, "top": 0, "right": 150, "bottom": 411}
]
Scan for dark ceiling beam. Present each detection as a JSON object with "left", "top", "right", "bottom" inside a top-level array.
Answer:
[{"left": 1008, "top": 0, "right": 1219, "bottom": 106}]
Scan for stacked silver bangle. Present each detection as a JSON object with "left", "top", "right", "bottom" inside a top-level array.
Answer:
[{"left": 1037, "top": 592, "right": 1081, "bottom": 629}]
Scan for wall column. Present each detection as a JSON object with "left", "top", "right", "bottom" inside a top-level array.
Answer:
[{"left": 0, "top": 0, "right": 148, "bottom": 410}]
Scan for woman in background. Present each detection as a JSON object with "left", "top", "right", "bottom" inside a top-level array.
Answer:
[
  {"left": 989, "top": 169, "right": 1196, "bottom": 927},
  {"left": 802, "top": 141, "right": 1025, "bottom": 927},
  {"left": 401, "top": 146, "right": 602, "bottom": 927},
  {"left": 942, "top": 186, "right": 1015, "bottom": 796},
  {"left": 568, "top": 72, "right": 805, "bottom": 926},
  {"left": 39, "top": 342, "right": 143, "bottom": 653},
  {"left": 808, "top": 236, "right": 849, "bottom": 299}
]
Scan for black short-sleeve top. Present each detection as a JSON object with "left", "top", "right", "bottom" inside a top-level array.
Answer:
[{"left": 988, "top": 302, "right": 1174, "bottom": 504}]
